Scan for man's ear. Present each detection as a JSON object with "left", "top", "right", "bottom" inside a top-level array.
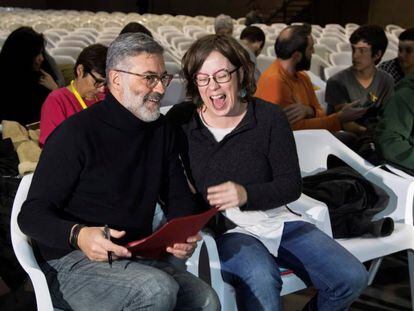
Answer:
[
  {"left": 108, "top": 70, "right": 122, "bottom": 93},
  {"left": 373, "top": 50, "right": 383, "bottom": 63},
  {"left": 292, "top": 50, "right": 302, "bottom": 63}
]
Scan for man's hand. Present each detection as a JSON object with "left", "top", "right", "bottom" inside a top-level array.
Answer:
[
  {"left": 283, "top": 103, "right": 314, "bottom": 124},
  {"left": 77, "top": 226, "right": 131, "bottom": 261},
  {"left": 207, "top": 181, "right": 247, "bottom": 210},
  {"left": 166, "top": 234, "right": 201, "bottom": 259},
  {"left": 338, "top": 101, "right": 368, "bottom": 123},
  {"left": 38, "top": 69, "right": 59, "bottom": 91},
  {"left": 342, "top": 121, "right": 367, "bottom": 134}
]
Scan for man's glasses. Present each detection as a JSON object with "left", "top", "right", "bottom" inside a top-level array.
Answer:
[
  {"left": 194, "top": 68, "right": 239, "bottom": 87},
  {"left": 88, "top": 71, "right": 106, "bottom": 88},
  {"left": 114, "top": 69, "right": 173, "bottom": 88}
]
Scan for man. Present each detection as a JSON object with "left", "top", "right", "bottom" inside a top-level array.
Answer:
[
  {"left": 214, "top": 14, "right": 234, "bottom": 36},
  {"left": 255, "top": 24, "right": 365, "bottom": 131},
  {"left": 379, "top": 27, "right": 414, "bottom": 84},
  {"left": 240, "top": 25, "right": 265, "bottom": 81},
  {"left": 325, "top": 25, "right": 394, "bottom": 133},
  {"left": 375, "top": 73, "right": 414, "bottom": 172},
  {"left": 18, "top": 33, "right": 219, "bottom": 311}
]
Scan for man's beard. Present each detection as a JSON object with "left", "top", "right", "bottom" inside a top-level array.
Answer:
[
  {"left": 122, "top": 86, "right": 162, "bottom": 122},
  {"left": 295, "top": 52, "right": 311, "bottom": 72}
]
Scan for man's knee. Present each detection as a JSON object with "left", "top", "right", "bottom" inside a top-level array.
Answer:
[{"left": 132, "top": 272, "right": 179, "bottom": 310}]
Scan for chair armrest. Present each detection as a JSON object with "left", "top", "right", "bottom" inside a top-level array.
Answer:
[{"left": 287, "top": 193, "right": 333, "bottom": 237}]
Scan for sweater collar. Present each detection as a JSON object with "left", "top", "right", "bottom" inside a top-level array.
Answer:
[
  {"left": 188, "top": 99, "right": 257, "bottom": 135},
  {"left": 96, "top": 91, "right": 162, "bottom": 130}
]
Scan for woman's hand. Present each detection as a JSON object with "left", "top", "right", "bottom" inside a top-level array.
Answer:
[
  {"left": 39, "top": 69, "right": 59, "bottom": 91},
  {"left": 166, "top": 234, "right": 201, "bottom": 259},
  {"left": 207, "top": 181, "right": 247, "bottom": 210}
]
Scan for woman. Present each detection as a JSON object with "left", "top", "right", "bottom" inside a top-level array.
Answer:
[
  {"left": 0, "top": 27, "right": 59, "bottom": 125},
  {"left": 167, "top": 34, "right": 368, "bottom": 310},
  {"left": 39, "top": 44, "right": 107, "bottom": 146}
]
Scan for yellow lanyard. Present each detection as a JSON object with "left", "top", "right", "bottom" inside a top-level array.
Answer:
[{"left": 70, "top": 80, "right": 88, "bottom": 110}]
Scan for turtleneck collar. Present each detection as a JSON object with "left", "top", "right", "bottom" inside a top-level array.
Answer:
[{"left": 94, "top": 91, "right": 163, "bottom": 130}]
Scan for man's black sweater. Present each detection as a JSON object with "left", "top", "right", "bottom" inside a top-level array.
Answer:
[{"left": 18, "top": 92, "right": 197, "bottom": 261}]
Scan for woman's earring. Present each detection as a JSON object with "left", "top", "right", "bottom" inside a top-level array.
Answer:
[{"left": 239, "top": 88, "right": 247, "bottom": 99}]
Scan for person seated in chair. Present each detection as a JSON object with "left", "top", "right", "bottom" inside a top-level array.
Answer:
[
  {"left": 39, "top": 44, "right": 108, "bottom": 146},
  {"left": 18, "top": 33, "right": 219, "bottom": 311},
  {"left": 167, "top": 34, "right": 368, "bottom": 311},
  {"left": 378, "top": 28, "right": 414, "bottom": 85},
  {"left": 0, "top": 27, "right": 59, "bottom": 125},
  {"left": 214, "top": 14, "right": 234, "bottom": 36},
  {"left": 255, "top": 24, "right": 366, "bottom": 132},
  {"left": 240, "top": 25, "right": 265, "bottom": 81},
  {"left": 325, "top": 25, "right": 394, "bottom": 134},
  {"left": 375, "top": 73, "right": 414, "bottom": 173}
]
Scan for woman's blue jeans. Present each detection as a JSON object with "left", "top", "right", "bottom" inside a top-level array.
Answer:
[{"left": 216, "top": 221, "right": 368, "bottom": 311}]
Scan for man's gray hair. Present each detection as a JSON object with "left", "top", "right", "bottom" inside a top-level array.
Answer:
[
  {"left": 214, "top": 14, "right": 234, "bottom": 34},
  {"left": 106, "top": 32, "right": 164, "bottom": 77}
]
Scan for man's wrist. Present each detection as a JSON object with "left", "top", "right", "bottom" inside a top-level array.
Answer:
[{"left": 69, "top": 224, "right": 86, "bottom": 250}]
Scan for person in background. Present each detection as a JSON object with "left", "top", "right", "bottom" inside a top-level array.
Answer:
[
  {"left": 240, "top": 25, "right": 265, "bottom": 81},
  {"left": 379, "top": 27, "right": 414, "bottom": 85},
  {"left": 167, "top": 34, "right": 368, "bottom": 311},
  {"left": 255, "top": 24, "right": 365, "bottom": 132},
  {"left": 375, "top": 73, "right": 414, "bottom": 172},
  {"left": 0, "top": 27, "right": 59, "bottom": 125},
  {"left": 325, "top": 25, "right": 394, "bottom": 134},
  {"left": 18, "top": 33, "right": 219, "bottom": 311},
  {"left": 39, "top": 44, "right": 108, "bottom": 146},
  {"left": 214, "top": 14, "right": 234, "bottom": 36},
  {"left": 119, "top": 21, "right": 153, "bottom": 37}
]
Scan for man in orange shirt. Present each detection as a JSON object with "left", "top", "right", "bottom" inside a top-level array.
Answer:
[{"left": 255, "top": 24, "right": 366, "bottom": 131}]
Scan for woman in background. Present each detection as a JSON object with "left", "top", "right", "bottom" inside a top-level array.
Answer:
[
  {"left": 0, "top": 27, "right": 59, "bottom": 125},
  {"left": 39, "top": 44, "right": 107, "bottom": 146}
]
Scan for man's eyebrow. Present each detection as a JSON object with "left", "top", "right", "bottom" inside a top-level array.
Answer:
[{"left": 141, "top": 70, "right": 168, "bottom": 75}]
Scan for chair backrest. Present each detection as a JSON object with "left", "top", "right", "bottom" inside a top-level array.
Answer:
[
  {"left": 256, "top": 55, "right": 274, "bottom": 73},
  {"left": 318, "top": 37, "right": 342, "bottom": 52},
  {"left": 309, "top": 54, "right": 331, "bottom": 80},
  {"left": 293, "top": 130, "right": 414, "bottom": 223},
  {"left": 329, "top": 51, "right": 352, "bottom": 66},
  {"left": 336, "top": 42, "right": 351, "bottom": 52},
  {"left": 324, "top": 65, "right": 348, "bottom": 80},
  {"left": 160, "top": 78, "right": 187, "bottom": 107},
  {"left": 11, "top": 174, "right": 55, "bottom": 311}
]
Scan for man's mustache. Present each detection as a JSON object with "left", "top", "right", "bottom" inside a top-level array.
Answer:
[{"left": 144, "top": 92, "right": 163, "bottom": 103}]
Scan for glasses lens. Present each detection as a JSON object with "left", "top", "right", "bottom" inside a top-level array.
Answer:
[
  {"left": 214, "top": 70, "right": 231, "bottom": 83},
  {"left": 145, "top": 75, "right": 159, "bottom": 88},
  {"left": 161, "top": 74, "right": 173, "bottom": 87},
  {"left": 195, "top": 74, "right": 210, "bottom": 86}
]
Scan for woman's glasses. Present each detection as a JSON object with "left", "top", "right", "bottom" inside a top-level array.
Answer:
[{"left": 194, "top": 68, "right": 239, "bottom": 87}]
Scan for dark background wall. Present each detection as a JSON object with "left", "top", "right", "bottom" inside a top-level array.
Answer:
[{"left": 1, "top": 0, "right": 412, "bottom": 27}]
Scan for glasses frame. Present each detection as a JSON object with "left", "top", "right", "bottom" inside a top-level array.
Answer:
[
  {"left": 194, "top": 67, "right": 239, "bottom": 87},
  {"left": 88, "top": 71, "right": 106, "bottom": 88},
  {"left": 113, "top": 69, "right": 173, "bottom": 88}
]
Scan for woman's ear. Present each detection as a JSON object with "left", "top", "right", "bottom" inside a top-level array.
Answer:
[{"left": 76, "top": 64, "right": 84, "bottom": 78}]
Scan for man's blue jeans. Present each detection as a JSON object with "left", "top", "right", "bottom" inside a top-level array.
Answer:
[
  {"left": 41, "top": 250, "right": 220, "bottom": 311},
  {"left": 217, "top": 221, "right": 368, "bottom": 311}
]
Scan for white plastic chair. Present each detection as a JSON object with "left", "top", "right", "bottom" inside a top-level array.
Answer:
[
  {"left": 256, "top": 55, "right": 274, "bottom": 73},
  {"left": 294, "top": 129, "right": 414, "bottom": 308},
  {"left": 318, "top": 37, "right": 343, "bottom": 52},
  {"left": 50, "top": 47, "right": 82, "bottom": 61},
  {"left": 52, "top": 54, "right": 76, "bottom": 66},
  {"left": 186, "top": 193, "right": 332, "bottom": 311},
  {"left": 160, "top": 78, "right": 187, "bottom": 107},
  {"left": 165, "top": 61, "right": 181, "bottom": 76},
  {"left": 336, "top": 42, "right": 351, "bottom": 52},
  {"left": 324, "top": 65, "right": 348, "bottom": 80},
  {"left": 57, "top": 40, "right": 88, "bottom": 49},
  {"left": 329, "top": 51, "right": 352, "bottom": 66},
  {"left": 11, "top": 174, "right": 58, "bottom": 311},
  {"left": 310, "top": 54, "right": 331, "bottom": 80}
]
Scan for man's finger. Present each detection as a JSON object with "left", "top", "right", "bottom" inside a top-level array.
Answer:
[
  {"left": 109, "top": 229, "right": 126, "bottom": 239},
  {"left": 101, "top": 239, "right": 131, "bottom": 257}
]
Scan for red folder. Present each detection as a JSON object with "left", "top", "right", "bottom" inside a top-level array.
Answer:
[{"left": 125, "top": 208, "right": 218, "bottom": 259}]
